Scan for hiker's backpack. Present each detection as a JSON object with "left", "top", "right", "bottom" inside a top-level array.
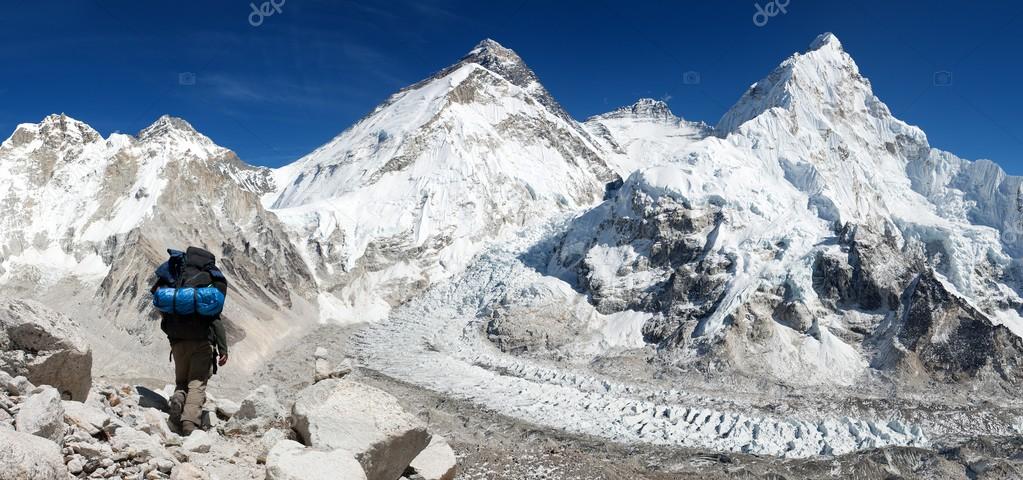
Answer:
[{"left": 151, "top": 247, "right": 228, "bottom": 341}]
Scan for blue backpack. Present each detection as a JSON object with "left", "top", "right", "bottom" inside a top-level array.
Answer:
[{"left": 151, "top": 247, "right": 228, "bottom": 340}]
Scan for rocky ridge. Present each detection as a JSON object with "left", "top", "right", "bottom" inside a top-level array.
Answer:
[{"left": 0, "top": 299, "right": 456, "bottom": 480}]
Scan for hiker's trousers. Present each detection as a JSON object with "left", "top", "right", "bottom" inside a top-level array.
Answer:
[{"left": 171, "top": 340, "right": 214, "bottom": 429}]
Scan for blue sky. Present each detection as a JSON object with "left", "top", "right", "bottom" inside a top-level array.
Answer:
[{"left": 2, "top": 1, "right": 1022, "bottom": 172}]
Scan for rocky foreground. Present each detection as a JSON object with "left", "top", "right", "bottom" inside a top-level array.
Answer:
[{"left": 0, "top": 299, "right": 456, "bottom": 480}]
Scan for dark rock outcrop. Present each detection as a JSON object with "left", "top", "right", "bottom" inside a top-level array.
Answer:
[{"left": 888, "top": 271, "right": 1023, "bottom": 383}]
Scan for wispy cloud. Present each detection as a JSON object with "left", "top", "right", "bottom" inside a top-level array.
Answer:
[
  {"left": 202, "top": 75, "right": 263, "bottom": 102},
  {"left": 200, "top": 73, "right": 334, "bottom": 107},
  {"left": 408, "top": 1, "right": 463, "bottom": 21}
]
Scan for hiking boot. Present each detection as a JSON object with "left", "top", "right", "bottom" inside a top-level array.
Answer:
[
  {"left": 181, "top": 420, "right": 198, "bottom": 436},
  {"left": 169, "top": 390, "right": 185, "bottom": 427}
]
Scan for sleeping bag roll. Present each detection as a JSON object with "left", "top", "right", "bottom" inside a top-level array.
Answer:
[{"left": 153, "top": 286, "right": 225, "bottom": 316}]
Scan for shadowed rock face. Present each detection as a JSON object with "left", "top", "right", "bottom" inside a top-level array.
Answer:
[
  {"left": 548, "top": 183, "right": 730, "bottom": 348},
  {"left": 0, "top": 299, "right": 92, "bottom": 400},
  {"left": 812, "top": 223, "right": 918, "bottom": 313},
  {"left": 891, "top": 271, "right": 1023, "bottom": 384}
]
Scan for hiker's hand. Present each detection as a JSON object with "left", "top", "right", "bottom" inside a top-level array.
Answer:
[{"left": 218, "top": 354, "right": 228, "bottom": 367}]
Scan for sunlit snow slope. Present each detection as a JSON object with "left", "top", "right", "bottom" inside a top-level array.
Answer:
[
  {"left": 263, "top": 39, "right": 617, "bottom": 322},
  {"left": 546, "top": 33, "right": 1023, "bottom": 387}
]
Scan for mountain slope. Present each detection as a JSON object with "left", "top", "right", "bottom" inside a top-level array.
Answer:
[
  {"left": 0, "top": 114, "right": 318, "bottom": 375},
  {"left": 584, "top": 98, "right": 711, "bottom": 176},
  {"left": 533, "top": 33, "right": 1023, "bottom": 389},
  {"left": 264, "top": 39, "right": 616, "bottom": 322}
]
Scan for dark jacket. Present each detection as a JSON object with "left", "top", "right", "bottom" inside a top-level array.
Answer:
[{"left": 151, "top": 247, "right": 229, "bottom": 356}]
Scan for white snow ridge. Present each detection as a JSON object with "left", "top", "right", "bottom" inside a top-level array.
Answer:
[{"left": 3, "top": 34, "right": 1023, "bottom": 465}]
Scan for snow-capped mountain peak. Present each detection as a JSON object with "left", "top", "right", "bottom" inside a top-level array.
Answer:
[
  {"left": 39, "top": 113, "right": 102, "bottom": 139},
  {"left": 448, "top": 38, "right": 589, "bottom": 135},
  {"left": 459, "top": 38, "right": 536, "bottom": 90},
  {"left": 716, "top": 32, "right": 874, "bottom": 134},
  {"left": 808, "top": 31, "right": 842, "bottom": 51},
  {"left": 3, "top": 113, "right": 103, "bottom": 151},
  {"left": 135, "top": 115, "right": 223, "bottom": 157},
  {"left": 137, "top": 115, "right": 199, "bottom": 139},
  {"left": 591, "top": 98, "right": 679, "bottom": 123},
  {"left": 263, "top": 38, "right": 614, "bottom": 321},
  {"left": 583, "top": 98, "right": 711, "bottom": 175},
  {"left": 465, "top": 38, "right": 521, "bottom": 67},
  {"left": 549, "top": 32, "right": 1023, "bottom": 394}
]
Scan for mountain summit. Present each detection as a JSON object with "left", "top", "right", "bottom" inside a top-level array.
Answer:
[
  {"left": 592, "top": 98, "right": 678, "bottom": 123},
  {"left": 449, "top": 38, "right": 583, "bottom": 130},
  {"left": 717, "top": 31, "right": 871, "bottom": 134},
  {"left": 264, "top": 39, "right": 616, "bottom": 320},
  {"left": 546, "top": 32, "right": 1023, "bottom": 390}
]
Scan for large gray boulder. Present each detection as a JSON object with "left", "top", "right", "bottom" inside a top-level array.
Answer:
[
  {"left": 15, "top": 386, "right": 66, "bottom": 444},
  {"left": 0, "top": 299, "right": 92, "bottom": 400},
  {"left": 182, "top": 429, "right": 213, "bottom": 453},
  {"left": 0, "top": 428, "right": 68, "bottom": 479},
  {"left": 265, "top": 439, "right": 367, "bottom": 480},
  {"left": 110, "top": 425, "right": 173, "bottom": 462},
  {"left": 214, "top": 398, "right": 240, "bottom": 419},
  {"left": 63, "top": 400, "right": 113, "bottom": 436},
  {"left": 258, "top": 427, "right": 296, "bottom": 464},
  {"left": 224, "top": 384, "right": 285, "bottom": 434},
  {"left": 292, "top": 379, "right": 430, "bottom": 480},
  {"left": 313, "top": 347, "right": 354, "bottom": 383},
  {"left": 409, "top": 435, "right": 457, "bottom": 480}
]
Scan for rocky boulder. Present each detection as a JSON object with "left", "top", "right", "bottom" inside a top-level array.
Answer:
[
  {"left": 408, "top": 435, "right": 457, "bottom": 480},
  {"left": 110, "top": 425, "right": 174, "bottom": 462},
  {"left": 0, "top": 428, "right": 68, "bottom": 479},
  {"left": 224, "top": 384, "right": 285, "bottom": 434},
  {"left": 258, "top": 427, "right": 296, "bottom": 464},
  {"left": 0, "top": 370, "right": 35, "bottom": 396},
  {"left": 182, "top": 429, "right": 213, "bottom": 453},
  {"left": 292, "top": 378, "right": 430, "bottom": 480},
  {"left": 214, "top": 398, "right": 240, "bottom": 419},
  {"left": 15, "top": 385, "right": 66, "bottom": 444},
  {"left": 313, "top": 347, "right": 354, "bottom": 383},
  {"left": 63, "top": 399, "right": 113, "bottom": 436},
  {"left": 266, "top": 439, "right": 367, "bottom": 480},
  {"left": 0, "top": 298, "right": 93, "bottom": 400}
]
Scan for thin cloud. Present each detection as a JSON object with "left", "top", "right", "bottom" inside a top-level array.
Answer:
[
  {"left": 203, "top": 75, "right": 264, "bottom": 102},
  {"left": 200, "top": 74, "right": 333, "bottom": 107},
  {"left": 409, "top": 1, "right": 463, "bottom": 21}
]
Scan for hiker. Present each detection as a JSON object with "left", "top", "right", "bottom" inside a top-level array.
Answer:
[{"left": 150, "top": 246, "right": 229, "bottom": 435}]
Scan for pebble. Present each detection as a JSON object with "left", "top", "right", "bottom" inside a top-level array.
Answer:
[{"left": 157, "top": 459, "right": 175, "bottom": 473}]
